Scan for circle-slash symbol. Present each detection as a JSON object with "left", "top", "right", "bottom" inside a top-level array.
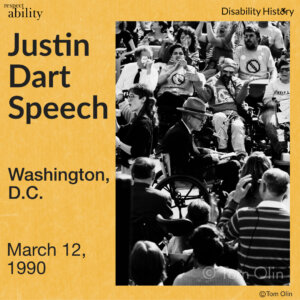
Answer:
[
  {"left": 246, "top": 59, "right": 260, "bottom": 74},
  {"left": 172, "top": 73, "right": 185, "bottom": 85}
]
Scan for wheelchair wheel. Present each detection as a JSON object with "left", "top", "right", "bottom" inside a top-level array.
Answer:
[{"left": 155, "top": 175, "right": 210, "bottom": 218}]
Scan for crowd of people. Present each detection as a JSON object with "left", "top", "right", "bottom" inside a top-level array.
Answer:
[{"left": 115, "top": 21, "right": 290, "bottom": 286}]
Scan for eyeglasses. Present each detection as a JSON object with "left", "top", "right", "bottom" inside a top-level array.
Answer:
[{"left": 192, "top": 115, "right": 207, "bottom": 124}]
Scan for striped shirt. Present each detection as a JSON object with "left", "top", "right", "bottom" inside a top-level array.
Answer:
[{"left": 220, "top": 200, "right": 290, "bottom": 285}]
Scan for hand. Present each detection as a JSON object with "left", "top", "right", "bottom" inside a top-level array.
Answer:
[
  {"left": 185, "top": 71, "right": 199, "bottom": 82},
  {"left": 210, "top": 153, "right": 220, "bottom": 163},
  {"left": 260, "top": 35, "right": 270, "bottom": 46},
  {"left": 231, "top": 22, "right": 238, "bottom": 32},
  {"left": 209, "top": 192, "right": 219, "bottom": 223},
  {"left": 233, "top": 174, "right": 252, "bottom": 203},
  {"left": 146, "top": 59, "right": 154, "bottom": 72},
  {"left": 116, "top": 136, "right": 121, "bottom": 149},
  {"left": 178, "top": 58, "right": 187, "bottom": 69}
]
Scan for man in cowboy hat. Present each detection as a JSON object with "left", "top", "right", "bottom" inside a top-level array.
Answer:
[
  {"left": 161, "top": 97, "right": 240, "bottom": 193},
  {"left": 197, "top": 57, "right": 252, "bottom": 160}
]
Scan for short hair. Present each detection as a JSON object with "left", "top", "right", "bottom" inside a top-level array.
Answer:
[
  {"left": 129, "top": 84, "right": 153, "bottom": 99},
  {"left": 190, "top": 225, "right": 224, "bottom": 266},
  {"left": 240, "top": 151, "right": 272, "bottom": 196},
  {"left": 130, "top": 240, "right": 166, "bottom": 285},
  {"left": 134, "top": 46, "right": 153, "bottom": 59},
  {"left": 244, "top": 24, "right": 261, "bottom": 41},
  {"left": 262, "top": 168, "right": 290, "bottom": 196},
  {"left": 131, "top": 157, "right": 156, "bottom": 180},
  {"left": 277, "top": 58, "right": 290, "bottom": 70},
  {"left": 186, "top": 199, "right": 210, "bottom": 228}
]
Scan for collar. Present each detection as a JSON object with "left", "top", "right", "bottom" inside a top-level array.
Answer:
[
  {"left": 181, "top": 119, "right": 192, "bottom": 134},
  {"left": 257, "top": 200, "right": 287, "bottom": 210}
]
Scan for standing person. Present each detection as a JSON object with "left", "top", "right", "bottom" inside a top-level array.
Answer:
[
  {"left": 116, "top": 84, "right": 157, "bottom": 167},
  {"left": 130, "top": 157, "right": 173, "bottom": 246},
  {"left": 261, "top": 58, "right": 290, "bottom": 159},
  {"left": 221, "top": 168, "right": 290, "bottom": 285}
]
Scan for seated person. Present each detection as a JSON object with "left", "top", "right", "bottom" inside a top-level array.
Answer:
[
  {"left": 139, "top": 21, "right": 173, "bottom": 46},
  {"left": 234, "top": 24, "right": 277, "bottom": 81},
  {"left": 174, "top": 26, "right": 200, "bottom": 70},
  {"left": 173, "top": 225, "right": 246, "bottom": 285},
  {"left": 155, "top": 44, "right": 206, "bottom": 137},
  {"left": 130, "top": 157, "right": 173, "bottom": 246},
  {"left": 116, "top": 46, "right": 158, "bottom": 105},
  {"left": 161, "top": 97, "right": 240, "bottom": 193},
  {"left": 197, "top": 57, "right": 252, "bottom": 159},
  {"left": 130, "top": 240, "right": 166, "bottom": 285},
  {"left": 258, "top": 21, "right": 285, "bottom": 59},
  {"left": 261, "top": 58, "right": 290, "bottom": 159},
  {"left": 167, "top": 199, "right": 210, "bottom": 254},
  {"left": 116, "top": 84, "right": 157, "bottom": 167}
]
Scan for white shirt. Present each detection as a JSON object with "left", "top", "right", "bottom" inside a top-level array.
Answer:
[
  {"left": 259, "top": 23, "right": 285, "bottom": 49},
  {"left": 234, "top": 45, "right": 276, "bottom": 80},
  {"left": 116, "top": 62, "right": 158, "bottom": 95}
]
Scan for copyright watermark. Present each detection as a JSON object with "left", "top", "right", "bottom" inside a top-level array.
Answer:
[{"left": 259, "top": 291, "right": 293, "bottom": 297}]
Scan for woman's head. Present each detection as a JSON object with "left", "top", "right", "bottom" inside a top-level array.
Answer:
[
  {"left": 240, "top": 151, "right": 272, "bottom": 196},
  {"left": 175, "top": 26, "right": 198, "bottom": 53},
  {"left": 130, "top": 240, "right": 166, "bottom": 285},
  {"left": 151, "top": 21, "right": 169, "bottom": 33},
  {"left": 168, "top": 44, "right": 185, "bottom": 63},
  {"left": 190, "top": 225, "right": 224, "bottom": 266},
  {"left": 128, "top": 84, "right": 156, "bottom": 119}
]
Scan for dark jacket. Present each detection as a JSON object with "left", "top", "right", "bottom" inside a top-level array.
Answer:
[
  {"left": 161, "top": 120, "right": 214, "bottom": 176},
  {"left": 130, "top": 182, "right": 173, "bottom": 245},
  {"left": 117, "top": 115, "right": 153, "bottom": 166}
]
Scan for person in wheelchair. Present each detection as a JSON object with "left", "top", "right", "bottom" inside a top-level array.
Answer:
[
  {"left": 161, "top": 96, "right": 240, "bottom": 193},
  {"left": 197, "top": 57, "right": 253, "bottom": 160},
  {"left": 261, "top": 58, "right": 290, "bottom": 160}
]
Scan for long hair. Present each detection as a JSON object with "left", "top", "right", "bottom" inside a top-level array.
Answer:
[
  {"left": 240, "top": 151, "right": 272, "bottom": 197},
  {"left": 175, "top": 26, "right": 199, "bottom": 53},
  {"left": 129, "top": 84, "right": 158, "bottom": 127}
]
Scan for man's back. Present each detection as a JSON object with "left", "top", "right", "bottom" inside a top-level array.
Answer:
[
  {"left": 130, "top": 182, "right": 172, "bottom": 244},
  {"left": 224, "top": 202, "right": 290, "bottom": 285}
]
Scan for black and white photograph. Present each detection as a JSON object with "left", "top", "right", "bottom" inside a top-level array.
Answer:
[{"left": 115, "top": 21, "right": 290, "bottom": 286}]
